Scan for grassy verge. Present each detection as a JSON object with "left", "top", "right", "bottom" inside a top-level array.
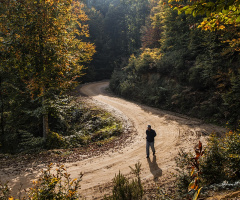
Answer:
[{"left": 47, "top": 99, "right": 123, "bottom": 150}]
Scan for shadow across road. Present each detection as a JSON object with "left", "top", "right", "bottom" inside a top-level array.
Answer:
[{"left": 147, "top": 155, "right": 162, "bottom": 181}]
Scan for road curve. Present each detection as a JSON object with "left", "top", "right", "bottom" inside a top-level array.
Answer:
[{"left": 65, "top": 81, "right": 225, "bottom": 199}]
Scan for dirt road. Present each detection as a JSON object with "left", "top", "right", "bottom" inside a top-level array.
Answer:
[
  {"left": 68, "top": 81, "right": 226, "bottom": 198},
  {"left": 0, "top": 81, "right": 226, "bottom": 199}
]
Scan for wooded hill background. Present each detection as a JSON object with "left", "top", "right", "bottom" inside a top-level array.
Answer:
[{"left": 83, "top": 0, "right": 240, "bottom": 128}]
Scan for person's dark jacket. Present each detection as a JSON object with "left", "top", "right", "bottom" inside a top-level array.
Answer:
[{"left": 146, "top": 129, "right": 156, "bottom": 142}]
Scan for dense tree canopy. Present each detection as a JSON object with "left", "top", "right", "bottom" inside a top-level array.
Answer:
[
  {"left": 82, "top": 0, "right": 150, "bottom": 81},
  {"left": 172, "top": 0, "right": 240, "bottom": 51},
  {"left": 0, "top": 0, "right": 95, "bottom": 151}
]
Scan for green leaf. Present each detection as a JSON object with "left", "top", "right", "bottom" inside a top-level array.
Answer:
[
  {"left": 185, "top": 8, "right": 193, "bottom": 15},
  {"left": 236, "top": 15, "right": 240, "bottom": 23},
  {"left": 193, "top": 10, "right": 197, "bottom": 17},
  {"left": 206, "top": 10, "right": 211, "bottom": 17},
  {"left": 206, "top": 2, "right": 215, "bottom": 7},
  {"left": 222, "top": 9, "right": 229, "bottom": 14}
]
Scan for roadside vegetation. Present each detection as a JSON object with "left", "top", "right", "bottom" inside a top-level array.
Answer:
[
  {"left": 104, "top": 162, "right": 144, "bottom": 200},
  {"left": 0, "top": 95, "right": 123, "bottom": 154},
  {"left": 175, "top": 128, "right": 240, "bottom": 199},
  {"left": 0, "top": 164, "right": 82, "bottom": 200},
  {"left": 45, "top": 96, "right": 123, "bottom": 151}
]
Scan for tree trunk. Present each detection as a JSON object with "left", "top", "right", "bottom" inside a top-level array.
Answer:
[
  {"left": 0, "top": 76, "right": 5, "bottom": 150},
  {"left": 42, "top": 96, "right": 49, "bottom": 141},
  {"left": 43, "top": 113, "right": 49, "bottom": 141},
  {"left": 37, "top": 0, "right": 49, "bottom": 141}
]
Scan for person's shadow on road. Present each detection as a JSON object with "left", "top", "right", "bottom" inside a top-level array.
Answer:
[{"left": 147, "top": 155, "right": 162, "bottom": 181}]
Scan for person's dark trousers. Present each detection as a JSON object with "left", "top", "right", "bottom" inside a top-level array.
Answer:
[{"left": 146, "top": 141, "right": 155, "bottom": 157}]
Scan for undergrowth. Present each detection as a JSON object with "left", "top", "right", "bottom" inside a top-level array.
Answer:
[
  {"left": 175, "top": 127, "right": 240, "bottom": 199},
  {"left": 1, "top": 164, "right": 82, "bottom": 200},
  {"left": 0, "top": 95, "right": 123, "bottom": 154},
  {"left": 104, "top": 162, "right": 144, "bottom": 200},
  {"left": 47, "top": 99, "right": 123, "bottom": 150}
]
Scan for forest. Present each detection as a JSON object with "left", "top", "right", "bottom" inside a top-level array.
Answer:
[
  {"left": 106, "top": 0, "right": 240, "bottom": 128},
  {"left": 0, "top": 0, "right": 240, "bottom": 199},
  {"left": 82, "top": 0, "right": 240, "bottom": 128},
  {"left": 1, "top": 0, "right": 239, "bottom": 153}
]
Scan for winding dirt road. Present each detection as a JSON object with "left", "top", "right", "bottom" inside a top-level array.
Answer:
[
  {"left": 1, "top": 81, "right": 226, "bottom": 199},
  {"left": 68, "top": 81, "right": 226, "bottom": 198}
]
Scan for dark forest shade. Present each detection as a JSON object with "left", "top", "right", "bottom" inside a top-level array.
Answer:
[{"left": 82, "top": 0, "right": 150, "bottom": 81}]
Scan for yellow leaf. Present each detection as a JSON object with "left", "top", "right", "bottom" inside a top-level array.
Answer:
[
  {"left": 191, "top": 168, "right": 195, "bottom": 176},
  {"left": 192, "top": 187, "right": 202, "bottom": 200},
  {"left": 219, "top": 25, "right": 225, "bottom": 30}
]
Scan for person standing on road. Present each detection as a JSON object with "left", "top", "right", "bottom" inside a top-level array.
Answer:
[{"left": 146, "top": 125, "right": 156, "bottom": 158}]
